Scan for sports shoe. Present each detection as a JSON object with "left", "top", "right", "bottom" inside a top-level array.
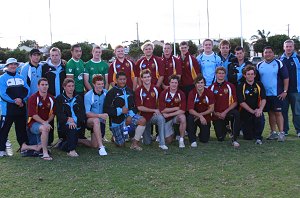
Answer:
[
  {"left": 191, "top": 142, "right": 197, "bottom": 148},
  {"left": 159, "top": 145, "right": 168, "bottom": 150},
  {"left": 255, "top": 139, "right": 263, "bottom": 145},
  {"left": 176, "top": 135, "right": 180, "bottom": 141},
  {"left": 0, "top": 151, "right": 7, "bottom": 157},
  {"left": 98, "top": 146, "right": 108, "bottom": 156},
  {"left": 179, "top": 139, "right": 185, "bottom": 148},
  {"left": 5, "top": 140, "right": 13, "bottom": 156},
  {"left": 285, "top": 132, "right": 289, "bottom": 136},
  {"left": 277, "top": 132, "right": 285, "bottom": 142},
  {"left": 232, "top": 141, "right": 240, "bottom": 148},
  {"left": 297, "top": 133, "right": 300, "bottom": 138},
  {"left": 267, "top": 131, "right": 278, "bottom": 140}
]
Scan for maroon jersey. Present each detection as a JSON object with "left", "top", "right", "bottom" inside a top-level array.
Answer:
[
  {"left": 162, "top": 55, "right": 182, "bottom": 86},
  {"left": 27, "top": 92, "right": 55, "bottom": 128},
  {"left": 108, "top": 59, "right": 135, "bottom": 89},
  {"left": 209, "top": 81, "right": 237, "bottom": 120},
  {"left": 135, "top": 55, "right": 165, "bottom": 85},
  {"left": 187, "top": 88, "right": 215, "bottom": 122},
  {"left": 135, "top": 84, "right": 159, "bottom": 121},
  {"left": 180, "top": 52, "right": 200, "bottom": 86},
  {"left": 159, "top": 88, "right": 186, "bottom": 120}
]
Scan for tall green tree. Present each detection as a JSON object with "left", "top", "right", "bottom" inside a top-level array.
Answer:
[
  {"left": 102, "top": 49, "right": 114, "bottom": 62},
  {"left": 268, "top": 34, "right": 290, "bottom": 55},
  {"left": 18, "top": 40, "right": 38, "bottom": 48},
  {"left": 78, "top": 42, "right": 93, "bottom": 62}
]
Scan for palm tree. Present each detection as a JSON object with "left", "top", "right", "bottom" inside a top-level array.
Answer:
[
  {"left": 250, "top": 29, "right": 271, "bottom": 55},
  {"left": 250, "top": 29, "right": 271, "bottom": 41}
]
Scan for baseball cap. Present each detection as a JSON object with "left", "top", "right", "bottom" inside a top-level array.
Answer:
[
  {"left": 5, "top": 58, "right": 19, "bottom": 67},
  {"left": 30, "top": 48, "right": 42, "bottom": 56}
]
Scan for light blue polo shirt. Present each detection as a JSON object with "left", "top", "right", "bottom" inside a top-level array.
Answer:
[{"left": 84, "top": 89, "right": 107, "bottom": 119}]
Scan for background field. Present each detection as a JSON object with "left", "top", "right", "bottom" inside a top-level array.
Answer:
[{"left": 1, "top": 115, "right": 300, "bottom": 198}]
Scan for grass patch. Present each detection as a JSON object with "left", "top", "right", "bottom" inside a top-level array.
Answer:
[{"left": 1, "top": 115, "right": 300, "bottom": 197}]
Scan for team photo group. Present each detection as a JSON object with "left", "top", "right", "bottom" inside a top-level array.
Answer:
[{"left": 0, "top": 38, "right": 299, "bottom": 160}]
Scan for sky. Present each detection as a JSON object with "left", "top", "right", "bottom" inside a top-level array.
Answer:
[{"left": 0, "top": 0, "right": 299, "bottom": 49}]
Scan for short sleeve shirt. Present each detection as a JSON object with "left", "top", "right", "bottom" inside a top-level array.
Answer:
[
  {"left": 66, "top": 58, "right": 85, "bottom": 93},
  {"left": 84, "top": 59, "right": 109, "bottom": 86}
]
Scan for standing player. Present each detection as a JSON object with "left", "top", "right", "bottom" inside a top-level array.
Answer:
[
  {"left": 162, "top": 43, "right": 182, "bottom": 90},
  {"left": 135, "top": 42, "right": 165, "bottom": 88},
  {"left": 257, "top": 46, "right": 289, "bottom": 142},
  {"left": 84, "top": 45, "right": 109, "bottom": 91},
  {"left": 108, "top": 45, "right": 137, "bottom": 90}
]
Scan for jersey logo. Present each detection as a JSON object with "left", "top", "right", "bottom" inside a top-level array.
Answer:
[
  {"left": 78, "top": 73, "right": 83, "bottom": 80},
  {"left": 245, "top": 90, "right": 250, "bottom": 95},
  {"left": 174, "top": 97, "right": 181, "bottom": 103},
  {"left": 213, "top": 90, "right": 218, "bottom": 94},
  {"left": 152, "top": 63, "right": 155, "bottom": 68},
  {"left": 151, "top": 92, "right": 155, "bottom": 98},
  {"left": 194, "top": 98, "right": 200, "bottom": 103},
  {"left": 165, "top": 98, "right": 171, "bottom": 103},
  {"left": 69, "top": 69, "right": 72, "bottom": 72},
  {"left": 142, "top": 92, "right": 147, "bottom": 98},
  {"left": 224, "top": 88, "right": 229, "bottom": 94},
  {"left": 253, "top": 88, "right": 258, "bottom": 94},
  {"left": 116, "top": 64, "right": 121, "bottom": 68},
  {"left": 142, "top": 64, "right": 146, "bottom": 68}
]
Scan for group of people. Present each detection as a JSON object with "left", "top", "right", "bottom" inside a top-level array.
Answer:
[{"left": 0, "top": 38, "right": 299, "bottom": 160}]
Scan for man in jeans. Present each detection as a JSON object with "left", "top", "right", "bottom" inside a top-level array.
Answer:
[
  {"left": 135, "top": 69, "right": 168, "bottom": 150},
  {"left": 280, "top": 39, "right": 300, "bottom": 137}
]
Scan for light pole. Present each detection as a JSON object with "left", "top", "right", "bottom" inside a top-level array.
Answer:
[
  {"left": 207, "top": 0, "right": 210, "bottom": 38},
  {"left": 240, "top": 0, "right": 243, "bottom": 47},
  {"left": 172, "top": 0, "right": 176, "bottom": 56},
  {"left": 48, "top": 0, "right": 53, "bottom": 45}
]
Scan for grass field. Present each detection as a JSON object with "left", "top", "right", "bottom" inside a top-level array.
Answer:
[{"left": 1, "top": 116, "right": 300, "bottom": 198}]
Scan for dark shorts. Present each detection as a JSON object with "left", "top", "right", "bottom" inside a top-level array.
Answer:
[{"left": 264, "top": 96, "right": 283, "bottom": 112}]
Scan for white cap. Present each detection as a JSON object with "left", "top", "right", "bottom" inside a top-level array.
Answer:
[{"left": 5, "top": 58, "right": 19, "bottom": 67}]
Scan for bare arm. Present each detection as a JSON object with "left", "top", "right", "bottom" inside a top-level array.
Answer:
[{"left": 84, "top": 74, "right": 92, "bottom": 91}]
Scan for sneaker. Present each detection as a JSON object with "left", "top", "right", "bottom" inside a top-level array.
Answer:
[
  {"left": 179, "top": 139, "right": 185, "bottom": 148},
  {"left": 285, "top": 132, "right": 289, "bottom": 136},
  {"left": 277, "top": 132, "right": 285, "bottom": 142},
  {"left": 255, "top": 139, "right": 263, "bottom": 145},
  {"left": 176, "top": 135, "right": 180, "bottom": 141},
  {"left": 232, "top": 141, "right": 240, "bottom": 148},
  {"left": 297, "top": 133, "right": 300, "bottom": 138},
  {"left": 159, "top": 145, "right": 168, "bottom": 150},
  {"left": 191, "top": 142, "right": 197, "bottom": 148},
  {"left": 0, "top": 151, "right": 7, "bottom": 157},
  {"left": 267, "top": 131, "right": 278, "bottom": 140},
  {"left": 5, "top": 140, "right": 13, "bottom": 156},
  {"left": 98, "top": 146, "right": 108, "bottom": 156}
]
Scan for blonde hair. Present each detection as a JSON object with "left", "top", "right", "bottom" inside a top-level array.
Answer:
[{"left": 141, "top": 42, "right": 154, "bottom": 51}]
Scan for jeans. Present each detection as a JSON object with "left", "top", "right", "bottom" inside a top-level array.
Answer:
[
  {"left": 282, "top": 93, "right": 300, "bottom": 134},
  {"left": 143, "top": 115, "right": 166, "bottom": 146}
]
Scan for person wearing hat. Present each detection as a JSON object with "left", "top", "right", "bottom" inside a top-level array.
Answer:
[
  {"left": 20, "top": 48, "right": 44, "bottom": 96},
  {"left": 0, "top": 58, "right": 40, "bottom": 157}
]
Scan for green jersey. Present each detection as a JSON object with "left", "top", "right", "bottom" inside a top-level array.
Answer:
[
  {"left": 66, "top": 58, "right": 85, "bottom": 93},
  {"left": 84, "top": 59, "right": 109, "bottom": 85}
]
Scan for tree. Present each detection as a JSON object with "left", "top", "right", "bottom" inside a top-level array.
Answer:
[
  {"left": 78, "top": 42, "right": 93, "bottom": 62},
  {"left": 268, "top": 34, "right": 290, "bottom": 55},
  {"left": 187, "top": 40, "right": 198, "bottom": 55},
  {"left": 153, "top": 45, "right": 163, "bottom": 57},
  {"left": 291, "top": 36, "right": 300, "bottom": 52},
  {"left": 228, "top": 38, "right": 250, "bottom": 57},
  {"left": 6, "top": 49, "right": 28, "bottom": 63},
  {"left": 102, "top": 49, "right": 114, "bottom": 61},
  {"left": 51, "top": 41, "right": 71, "bottom": 51},
  {"left": 251, "top": 29, "right": 271, "bottom": 55},
  {"left": 18, "top": 40, "right": 38, "bottom": 48}
]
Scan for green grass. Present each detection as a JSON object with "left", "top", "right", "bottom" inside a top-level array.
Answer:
[{"left": 1, "top": 115, "right": 300, "bottom": 198}]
